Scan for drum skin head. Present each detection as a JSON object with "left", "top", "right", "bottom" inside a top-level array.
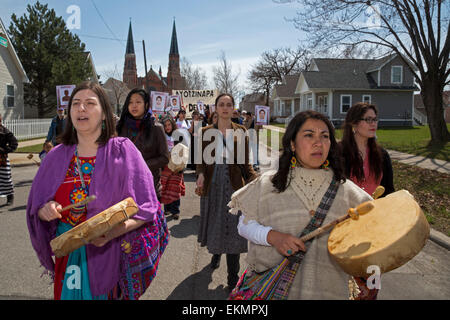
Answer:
[{"left": 328, "top": 190, "right": 430, "bottom": 277}]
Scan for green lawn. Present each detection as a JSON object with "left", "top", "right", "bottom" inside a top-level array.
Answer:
[
  {"left": 335, "top": 125, "right": 450, "bottom": 161},
  {"left": 266, "top": 124, "right": 450, "bottom": 161},
  {"left": 15, "top": 144, "right": 43, "bottom": 153}
]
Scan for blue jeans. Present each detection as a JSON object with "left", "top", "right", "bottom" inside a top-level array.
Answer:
[{"left": 164, "top": 199, "right": 180, "bottom": 215}]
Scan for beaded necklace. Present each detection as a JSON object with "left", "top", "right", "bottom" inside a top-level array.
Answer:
[{"left": 74, "top": 148, "right": 95, "bottom": 212}]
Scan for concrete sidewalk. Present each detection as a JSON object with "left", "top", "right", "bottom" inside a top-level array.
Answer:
[{"left": 8, "top": 137, "right": 46, "bottom": 168}]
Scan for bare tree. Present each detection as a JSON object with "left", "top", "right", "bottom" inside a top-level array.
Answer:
[
  {"left": 180, "top": 57, "right": 209, "bottom": 89},
  {"left": 278, "top": 0, "right": 450, "bottom": 144},
  {"left": 101, "top": 65, "right": 130, "bottom": 115},
  {"left": 248, "top": 46, "right": 311, "bottom": 105},
  {"left": 212, "top": 51, "right": 241, "bottom": 97}
]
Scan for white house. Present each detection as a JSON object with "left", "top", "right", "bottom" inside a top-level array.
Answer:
[{"left": 0, "top": 17, "right": 29, "bottom": 120}]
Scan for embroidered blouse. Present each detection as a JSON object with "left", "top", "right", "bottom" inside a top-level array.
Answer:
[{"left": 54, "top": 155, "right": 96, "bottom": 226}]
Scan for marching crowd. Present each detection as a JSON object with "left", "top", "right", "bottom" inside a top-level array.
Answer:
[{"left": 20, "top": 81, "right": 394, "bottom": 300}]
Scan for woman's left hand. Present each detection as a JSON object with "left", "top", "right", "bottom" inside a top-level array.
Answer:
[{"left": 90, "top": 233, "right": 111, "bottom": 247}]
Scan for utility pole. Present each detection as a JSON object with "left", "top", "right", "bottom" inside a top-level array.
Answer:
[{"left": 142, "top": 40, "right": 149, "bottom": 92}]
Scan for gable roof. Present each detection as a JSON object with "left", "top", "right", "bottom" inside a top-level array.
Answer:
[
  {"left": 366, "top": 53, "right": 418, "bottom": 73},
  {"left": 301, "top": 56, "right": 416, "bottom": 90},
  {"left": 273, "top": 74, "right": 300, "bottom": 98},
  {"left": 242, "top": 93, "right": 265, "bottom": 103},
  {"left": 0, "top": 17, "right": 29, "bottom": 83},
  {"left": 305, "top": 58, "right": 377, "bottom": 89}
]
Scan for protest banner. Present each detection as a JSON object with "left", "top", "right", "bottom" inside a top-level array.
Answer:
[{"left": 172, "top": 89, "right": 219, "bottom": 118}]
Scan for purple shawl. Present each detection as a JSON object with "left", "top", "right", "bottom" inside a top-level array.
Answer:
[{"left": 26, "top": 137, "right": 160, "bottom": 296}]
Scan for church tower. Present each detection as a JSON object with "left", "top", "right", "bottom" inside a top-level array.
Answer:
[
  {"left": 166, "top": 20, "right": 184, "bottom": 92},
  {"left": 123, "top": 21, "right": 138, "bottom": 88}
]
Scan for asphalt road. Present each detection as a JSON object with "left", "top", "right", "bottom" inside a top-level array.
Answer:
[{"left": 0, "top": 157, "right": 449, "bottom": 300}]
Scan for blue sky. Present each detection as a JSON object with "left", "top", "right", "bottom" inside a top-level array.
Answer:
[{"left": 1, "top": 0, "right": 306, "bottom": 93}]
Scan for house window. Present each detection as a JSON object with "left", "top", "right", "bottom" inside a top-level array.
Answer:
[
  {"left": 362, "top": 95, "right": 371, "bottom": 104},
  {"left": 340, "top": 94, "right": 352, "bottom": 113},
  {"left": 391, "top": 66, "right": 403, "bottom": 84},
  {"left": 6, "top": 85, "right": 14, "bottom": 108}
]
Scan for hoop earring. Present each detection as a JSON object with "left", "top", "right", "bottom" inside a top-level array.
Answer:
[{"left": 321, "top": 159, "right": 330, "bottom": 170}]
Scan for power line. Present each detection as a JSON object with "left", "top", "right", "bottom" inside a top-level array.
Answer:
[
  {"left": 90, "top": 0, "right": 124, "bottom": 47},
  {"left": 77, "top": 33, "right": 140, "bottom": 43}
]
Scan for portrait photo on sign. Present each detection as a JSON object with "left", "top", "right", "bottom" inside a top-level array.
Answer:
[
  {"left": 167, "top": 95, "right": 181, "bottom": 113},
  {"left": 56, "top": 85, "right": 76, "bottom": 108},
  {"left": 255, "top": 105, "right": 270, "bottom": 125},
  {"left": 197, "top": 101, "right": 205, "bottom": 115},
  {"left": 151, "top": 91, "right": 168, "bottom": 115}
]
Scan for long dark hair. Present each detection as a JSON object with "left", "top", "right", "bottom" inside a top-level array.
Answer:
[
  {"left": 116, "top": 88, "right": 154, "bottom": 139},
  {"left": 271, "top": 110, "right": 344, "bottom": 193},
  {"left": 60, "top": 81, "right": 117, "bottom": 145},
  {"left": 340, "top": 102, "right": 383, "bottom": 182}
]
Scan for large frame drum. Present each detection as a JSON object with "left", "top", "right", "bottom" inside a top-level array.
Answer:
[{"left": 328, "top": 190, "right": 430, "bottom": 277}]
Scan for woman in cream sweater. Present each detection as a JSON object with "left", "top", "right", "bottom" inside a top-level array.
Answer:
[{"left": 228, "top": 110, "right": 378, "bottom": 300}]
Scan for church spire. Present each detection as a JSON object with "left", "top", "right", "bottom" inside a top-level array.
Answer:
[
  {"left": 126, "top": 20, "right": 135, "bottom": 54},
  {"left": 169, "top": 19, "right": 179, "bottom": 56}
]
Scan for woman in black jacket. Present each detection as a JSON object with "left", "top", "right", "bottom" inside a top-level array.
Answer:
[
  {"left": 0, "top": 115, "right": 18, "bottom": 205},
  {"left": 116, "top": 88, "right": 169, "bottom": 199},
  {"left": 339, "top": 102, "right": 394, "bottom": 197}
]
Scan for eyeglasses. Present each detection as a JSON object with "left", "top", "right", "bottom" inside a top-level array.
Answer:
[{"left": 360, "top": 117, "right": 378, "bottom": 124}]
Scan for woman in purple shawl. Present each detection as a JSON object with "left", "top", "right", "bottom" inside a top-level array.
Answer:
[{"left": 26, "top": 81, "right": 169, "bottom": 300}]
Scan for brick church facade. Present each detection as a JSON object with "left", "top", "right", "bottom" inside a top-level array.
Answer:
[{"left": 123, "top": 20, "right": 186, "bottom": 93}]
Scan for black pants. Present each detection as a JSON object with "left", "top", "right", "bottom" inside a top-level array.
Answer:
[
  {"left": 213, "top": 253, "right": 240, "bottom": 287},
  {"left": 226, "top": 254, "right": 240, "bottom": 288},
  {"left": 164, "top": 199, "right": 180, "bottom": 214}
]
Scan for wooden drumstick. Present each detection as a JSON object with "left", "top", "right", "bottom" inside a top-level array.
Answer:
[
  {"left": 27, "top": 153, "right": 40, "bottom": 166},
  {"left": 60, "top": 195, "right": 97, "bottom": 213},
  {"left": 299, "top": 201, "right": 375, "bottom": 243}
]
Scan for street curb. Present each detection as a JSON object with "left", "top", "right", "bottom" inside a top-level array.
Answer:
[
  {"left": 429, "top": 229, "right": 450, "bottom": 251},
  {"left": 11, "top": 162, "right": 37, "bottom": 168}
]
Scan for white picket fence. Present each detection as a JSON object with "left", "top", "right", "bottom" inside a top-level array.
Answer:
[{"left": 3, "top": 118, "right": 52, "bottom": 141}]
